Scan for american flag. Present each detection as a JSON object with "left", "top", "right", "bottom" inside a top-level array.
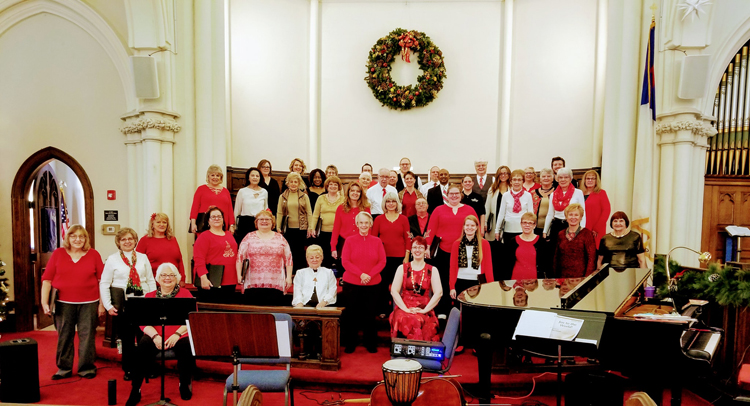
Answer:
[{"left": 60, "top": 188, "right": 70, "bottom": 240}]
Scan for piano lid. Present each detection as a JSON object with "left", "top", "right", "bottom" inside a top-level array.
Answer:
[{"left": 457, "top": 267, "right": 650, "bottom": 314}]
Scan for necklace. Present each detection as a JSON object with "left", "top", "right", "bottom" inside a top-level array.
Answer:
[{"left": 411, "top": 265, "right": 426, "bottom": 294}]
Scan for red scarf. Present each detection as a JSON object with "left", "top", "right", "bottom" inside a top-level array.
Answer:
[
  {"left": 121, "top": 251, "right": 143, "bottom": 296},
  {"left": 552, "top": 184, "right": 574, "bottom": 212},
  {"left": 510, "top": 189, "right": 524, "bottom": 213}
]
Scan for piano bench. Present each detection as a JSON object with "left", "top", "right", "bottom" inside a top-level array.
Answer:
[{"left": 738, "top": 364, "right": 750, "bottom": 391}]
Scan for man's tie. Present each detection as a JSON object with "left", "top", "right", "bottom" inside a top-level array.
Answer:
[
  {"left": 442, "top": 187, "right": 448, "bottom": 204},
  {"left": 382, "top": 188, "right": 386, "bottom": 197},
  {"left": 479, "top": 177, "right": 484, "bottom": 189}
]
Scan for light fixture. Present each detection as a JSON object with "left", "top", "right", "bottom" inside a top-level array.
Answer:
[{"left": 664, "top": 246, "right": 711, "bottom": 311}]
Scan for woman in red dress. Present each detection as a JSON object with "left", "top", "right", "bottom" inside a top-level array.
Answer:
[{"left": 389, "top": 237, "right": 442, "bottom": 341}]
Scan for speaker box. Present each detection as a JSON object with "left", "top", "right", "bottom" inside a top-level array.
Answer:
[
  {"left": 678, "top": 54, "right": 711, "bottom": 100},
  {"left": 564, "top": 371, "right": 624, "bottom": 406},
  {"left": 130, "top": 55, "right": 160, "bottom": 99},
  {"left": 0, "top": 338, "right": 40, "bottom": 403}
]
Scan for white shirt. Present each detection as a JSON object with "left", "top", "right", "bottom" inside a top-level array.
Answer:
[
  {"left": 292, "top": 267, "right": 338, "bottom": 306},
  {"left": 543, "top": 188, "right": 587, "bottom": 234},
  {"left": 420, "top": 181, "right": 439, "bottom": 196},
  {"left": 234, "top": 186, "right": 269, "bottom": 217},
  {"left": 475, "top": 174, "right": 493, "bottom": 189},
  {"left": 366, "top": 184, "right": 398, "bottom": 215},
  {"left": 99, "top": 251, "right": 157, "bottom": 311},
  {"left": 457, "top": 246, "right": 482, "bottom": 280},
  {"left": 495, "top": 189, "right": 534, "bottom": 234}
]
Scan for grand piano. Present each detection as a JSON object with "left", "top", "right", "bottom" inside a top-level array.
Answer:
[{"left": 458, "top": 265, "right": 722, "bottom": 405}]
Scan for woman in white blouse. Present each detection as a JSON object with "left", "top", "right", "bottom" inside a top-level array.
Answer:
[
  {"left": 100, "top": 228, "right": 156, "bottom": 381},
  {"left": 292, "top": 245, "right": 337, "bottom": 308},
  {"left": 543, "top": 167, "right": 586, "bottom": 252},
  {"left": 495, "top": 169, "right": 534, "bottom": 243},
  {"left": 234, "top": 167, "right": 269, "bottom": 244}
]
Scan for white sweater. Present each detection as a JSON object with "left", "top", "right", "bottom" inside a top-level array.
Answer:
[
  {"left": 99, "top": 251, "right": 157, "bottom": 310},
  {"left": 291, "top": 267, "right": 337, "bottom": 306}
]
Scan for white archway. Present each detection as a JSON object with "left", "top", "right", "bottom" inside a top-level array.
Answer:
[
  {"left": 701, "top": 15, "right": 750, "bottom": 116},
  {"left": 0, "top": 0, "right": 136, "bottom": 111}
]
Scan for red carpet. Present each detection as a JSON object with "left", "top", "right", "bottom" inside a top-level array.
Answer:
[{"left": 0, "top": 330, "right": 713, "bottom": 405}]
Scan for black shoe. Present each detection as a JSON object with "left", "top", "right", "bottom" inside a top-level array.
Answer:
[
  {"left": 79, "top": 371, "right": 96, "bottom": 379},
  {"left": 125, "top": 388, "right": 141, "bottom": 406},
  {"left": 366, "top": 346, "right": 378, "bottom": 354},
  {"left": 344, "top": 345, "right": 356, "bottom": 354},
  {"left": 180, "top": 382, "right": 193, "bottom": 400},
  {"left": 51, "top": 371, "right": 72, "bottom": 380},
  {"left": 123, "top": 371, "right": 132, "bottom": 381}
]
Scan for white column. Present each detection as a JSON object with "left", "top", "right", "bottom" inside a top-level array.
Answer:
[
  {"left": 195, "top": 0, "right": 214, "bottom": 181},
  {"left": 590, "top": 0, "right": 608, "bottom": 168},
  {"left": 125, "top": 135, "right": 139, "bottom": 232},
  {"left": 161, "top": 140, "right": 175, "bottom": 222},
  {"left": 308, "top": 0, "right": 321, "bottom": 168},
  {"left": 656, "top": 130, "right": 675, "bottom": 256},
  {"left": 496, "top": 0, "right": 513, "bottom": 166}
]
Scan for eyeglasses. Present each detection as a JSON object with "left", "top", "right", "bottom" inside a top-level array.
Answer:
[
  {"left": 70, "top": 235, "right": 86, "bottom": 241},
  {"left": 120, "top": 237, "right": 135, "bottom": 242},
  {"left": 160, "top": 274, "right": 176, "bottom": 279},
  {"left": 521, "top": 221, "right": 536, "bottom": 226},
  {"left": 209, "top": 215, "right": 223, "bottom": 220},
  {"left": 447, "top": 192, "right": 461, "bottom": 196},
  {"left": 261, "top": 165, "right": 271, "bottom": 169}
]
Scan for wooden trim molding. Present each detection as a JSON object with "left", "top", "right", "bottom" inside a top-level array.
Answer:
[{"left": 11, "top": 147, "right": 95, "bottom": 332}]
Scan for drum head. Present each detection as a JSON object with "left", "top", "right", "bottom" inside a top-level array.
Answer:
[{"left": 383, "top": 358, "right": 422, "bottom": 372}]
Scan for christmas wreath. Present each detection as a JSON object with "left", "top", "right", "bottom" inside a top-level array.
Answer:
[{"left": 365, "top": 28, "right": 447, "bottom": 111}]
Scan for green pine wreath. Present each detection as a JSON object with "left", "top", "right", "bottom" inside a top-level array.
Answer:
[{"left": 365, "top": 28, "right": 447, "bottom": 111}]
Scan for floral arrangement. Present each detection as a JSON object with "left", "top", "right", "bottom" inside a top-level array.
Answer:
[
  {"left": 365, "top": 28, "right": 447, "bottom": 111},
  {"left": 653, "top": 255, "right": 750, "bottom": 307}
]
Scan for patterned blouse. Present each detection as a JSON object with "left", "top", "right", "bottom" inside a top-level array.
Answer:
[{"left": 237, "top": 232, "right": 293, "bottom": 292}]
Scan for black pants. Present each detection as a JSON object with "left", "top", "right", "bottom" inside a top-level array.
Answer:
[
  {"left": 195, "top": 285, "right": 236, "bottom": 304},
  {"left": 335, "top": 236, "right": 347, "bottom": 276},
  {"left": 547, "top": 218, "right": 568, "bottom": 277},
  {"left": 284, "top": 227, "right": 308, "bottom": 272},
  {"left": 131, "top": 334, "right": 195, "bottom": 389},
  {"left": 242, "top": 288, "right": 289, "bottom": 306},
  {"left": 489, "top": 239, "right": 505, "bottom": 282},
  {"left": 318, "top": 231, "right": 336, "bottom": 271},
  {"left": 341, "top": 282, "right": 378, "bottom": 349},
  {"left": 235, "top": 215, "right": 257, "bottom": 245},
  {"left": 431, "top": 248, "right": 452, "bottom": 317},
  {"left": 379, "top": 257, "right": 403, "bottom": 314},
  {"left": 114, "top": 312, "right": 143, "bottom": 373}
]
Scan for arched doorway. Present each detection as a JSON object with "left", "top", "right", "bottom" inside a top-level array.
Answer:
[{"left": 11, "top": 147, "right": 95, "bottom": 332}]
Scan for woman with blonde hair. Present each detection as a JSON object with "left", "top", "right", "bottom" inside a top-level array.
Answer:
[
  {"left": 277, "top": 172, "right": 313, "bottom": 271},
  {"left": 580, "top": 170, "right": 610, "bottom": 248},
  {"left": 41, "top": 225, "right": 105, "bottom": 380},
  {"left": 553, "top": 204, "right": 596, "bottom": 278},
  {"left": 311, "top": 176, "right": 345, "bottom": 269},
  {"left": 283, "top": 158, "right": 308, "bottom": 192},
  {"left": 137, "top": 213, "right": 186, "bottom": 284},
  {"left": 100, "top": 227, "right": 157, "bottom": 380},
  {"left": 189, "top": 164, "right": 235, "bottom": 235},
  {"left": 523, "top": 167, "right": 540, "bottom": 192}
]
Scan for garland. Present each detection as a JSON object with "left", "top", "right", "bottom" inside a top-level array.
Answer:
[
  {"left": 652, "top": 256, "right": 750, "bottom": 307},
  {"left": 365, "top": 28, "right": 447, "bottom": 110}
]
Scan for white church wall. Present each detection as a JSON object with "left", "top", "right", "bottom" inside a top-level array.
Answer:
[
  {"left": 508, "top": 0, "right": 598, "bottom": 171},
  {"left": 0, "top": 13, "right": 129, "bottom": 296}
]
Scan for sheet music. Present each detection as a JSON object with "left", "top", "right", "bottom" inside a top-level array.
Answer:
[
  {"left": 726, "top": 226, "right": 750, "bottom": 237},
  {"left": 276, "top": 321, "right": 291, "bottom": 357},
  {"left": 513, "top": 310, "right": 584, "bottom": 342}
]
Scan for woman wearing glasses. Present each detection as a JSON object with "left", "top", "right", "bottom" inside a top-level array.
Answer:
[
  {"left": 258, "top": 159, "right": 281, "bottom": 215},
  {"left": 237, "top": 210, "right": 293, "bottom": 306},
  {"left": 506, "top": 213, "right": 547, "bottom": 279},
  {"left": 193, "top": 207, "right": 239, "bottom": 303}
]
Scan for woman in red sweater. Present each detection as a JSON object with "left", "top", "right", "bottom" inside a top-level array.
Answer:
[
  {"left": 580, "top": 170, "right": 610, "bottom": 249},
  {"left": 372, "top": 192, "right": 410, "bottom": 316},
  {"left": 331, "top": 181, "right": 370, "bottom": 275},
  {"left": 341, "top": 212, "right": 386, "bottom": 354},
  {"left": 41, "top": 225, "right": 105, "bottom": 380},
  {"left": 190, "top": 165, "right": 235, "bottom": 236},
  {"left": 426, "top": 183, "right": 477, "bottom": 316},
  {"left": 136, "top": 213, "right": 185, "bottom": 285},
  {"left": 553, "top": 204, "right": 597, "bottom": 278},
  {"left": 193, "top": 207, "right": 238, "bottom": 303}
]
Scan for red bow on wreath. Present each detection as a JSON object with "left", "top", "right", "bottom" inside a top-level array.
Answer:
[{"left": 398, "top": 33, "right": 417, "bottom": 63}]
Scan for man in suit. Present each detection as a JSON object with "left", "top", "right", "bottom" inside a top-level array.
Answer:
[
  {"left": 396, "top": 157, "right": 422, "bottom": 192},
  {"left": 426, "top": 169, "right": 450, "bottom": 214},
  {"left": 471, "top": 159, "right": 492, "bottom": 203}
]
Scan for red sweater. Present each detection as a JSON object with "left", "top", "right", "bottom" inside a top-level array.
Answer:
[
  {"left": 193, "top": 231, "right": 238, "bottom": 286},
  {"left": 372, "top": 214, "right": 410, "bottom": 257},
  {"left": 330, "top": 205, "right": 370, "bottom": 252},
  {"left": 341, "top": 234, "right": 386, "bottom": 285},
  {"left": 136, "top": 236, "right": 185, "bottom": 281},
  {"left": 449, "top": 239, "right": 494, "bottom": 289},
  {"left": 426, "top": 205, "right": 477, "bottom": 253},
  {"left": 42, "top": 248, "right": 104, "bottom": 302},
  {"left": 553, "top": 228, "right": 597, "bottom": 278},
  {"left": 190, "top": 185, "right": 235, "bottom": 226},
  {"left": 140, "top": 288, "right": 195, "bottom": 338},
  {"left": 583, "top": 190, "right": 611, "bottom": 248}
]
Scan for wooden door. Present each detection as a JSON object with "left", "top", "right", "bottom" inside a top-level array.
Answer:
[
  {"left": 33, "top": 167, "right": 60, "bottom": 329},
  {"left": 701, "top": 176, "right": 750, "bottom": 263}
]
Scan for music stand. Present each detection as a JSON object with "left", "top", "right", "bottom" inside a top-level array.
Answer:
[
  {"left": 187, "top": 312, "right": 284, "bottom": 406},
  {"left": 126, "top": 297, "right": 198, "bottom": 406}
]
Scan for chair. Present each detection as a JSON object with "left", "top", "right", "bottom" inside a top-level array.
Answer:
[
  {"left": 223, "top": 313, "right": 294, "bottom": 406},
  {"left": 392, "top": 307, "right": 460, "bottom": 374}
]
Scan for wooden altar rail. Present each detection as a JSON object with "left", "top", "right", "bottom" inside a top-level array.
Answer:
[{"left": 198, "top": 302, "right": 342, "bottom": 371}]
